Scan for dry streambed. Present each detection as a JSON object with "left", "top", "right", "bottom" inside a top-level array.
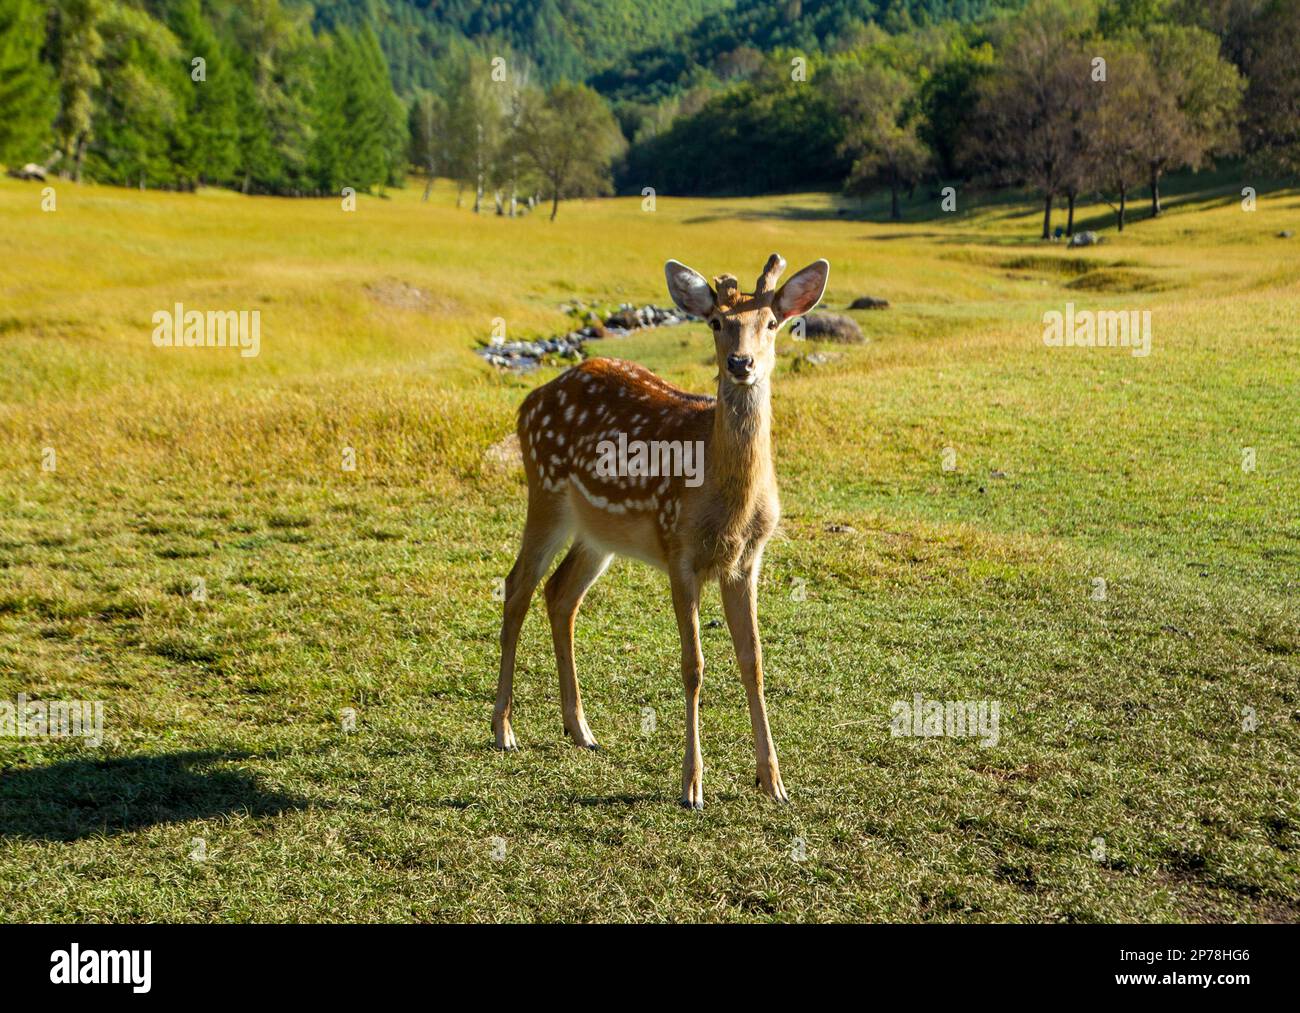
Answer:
[{"left": 476, "top": 302, "right": 699, "bottom": 372}]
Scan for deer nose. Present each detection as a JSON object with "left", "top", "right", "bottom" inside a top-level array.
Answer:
[{"left": 726, "top": 354, "right": 753, "bottom": 377}]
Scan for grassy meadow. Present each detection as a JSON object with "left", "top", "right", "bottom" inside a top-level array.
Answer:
[{"left": 0, "top": 173, "right": 1297, "bottom": 922}]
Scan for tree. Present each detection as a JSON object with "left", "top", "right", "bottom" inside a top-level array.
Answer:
[
  {"left": 408, "top": 90, "right": 442, "bottom": 200},
  {"left": 309, "top": 25, "right": 406, "bottom": 195},
  {"left": 0, "top": 0, "right": 56, "bottom": 165},
  {"left": 167, "top": 0, "right": 240, "bottom": 188},
  {"left": 966, "top": 2, "right": 1097, "bottom": 239},
  {"left": 225, "top": 0, "right": 315, "bottom": 194},
  {"left": 831, "top": 61, "right": 931, "bottom": 220},
  {"left": 1133, "top": 24, "right": 1244, "bottom": 217},
  {"left": 492, "top": 59, "right": 536, "bottom": 217},
  {"left": 89, "top": 1, "right": 183, "bottom": 188},
  {"left": 919, "top": 39, "right": 995, "bottom": 181},
  {"left": 1086, "top": 45, "right": 1157, "bottom": 231},
  {"left": 1237, "top": 0, "right": 1300, "bottom": 173},
  {"left": 51, "top": 0, "right": 105, "bottom": 181},
  {"left": 517, "top": 81, "right": 624, "bottom": 221},
  {"left": 441, "top": 55, "right": 507, "bottom": 212}
]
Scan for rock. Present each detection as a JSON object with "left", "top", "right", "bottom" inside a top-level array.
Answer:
[
  {"left": 477, "top": 334, "right": 586, "bottom": 372},
  {"left": 799, "top": 312, "right": 865, "bottom": 344},
  {"left": 478, "top": 303, "right": 694, "bottom": 372},
  {"left": 604, "top": 308, "right": 641, "bottom": 330},
  {"left": 791, "top": 351, "right": 845, "bottom": 371},
  {"left": 603, "top": 304, "right": 688, "bottom": 330},
  {"left": 1068, "top": 230, "right": 1101, "bottom": 247},
  {"left": 848, "top": 296, "right": 890, "bottom": 310},
  {"left": 1279, "top": 230, "right": 1294, "bottom": 238},
  {"left": 7, "top": 163, "right": 47, "bottom": 181}
]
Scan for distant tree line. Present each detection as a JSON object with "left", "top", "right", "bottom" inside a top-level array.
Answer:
[
  {"left": 617, "top": 0, "right": 1299, "bottom": 237},
  {"left": 0, "top": 0, "right": 626, "bottom": 216},
  {"left": 2, "top": 0, "right": 406, "bottom": 194},
  {"left": 3, "top": 0, "right": 1297, "bottom": 233}
]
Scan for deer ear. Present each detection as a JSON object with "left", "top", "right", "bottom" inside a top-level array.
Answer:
[
  {"left": 664, "top": 260, "right": 716, "bottom": 317},
  {"left": 773, "top": 260, "right": 830, "bottom": 322}
]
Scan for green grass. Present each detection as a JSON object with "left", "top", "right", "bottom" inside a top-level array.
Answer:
[{"left": 0, "top": 175, "right": 1297, "bottom": 922}]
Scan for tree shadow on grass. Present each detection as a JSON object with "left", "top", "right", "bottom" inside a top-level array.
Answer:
[{"left": 0, "top": 750, "right": 311, "bottom": 842}]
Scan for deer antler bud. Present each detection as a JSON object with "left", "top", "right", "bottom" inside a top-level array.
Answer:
[
  {"left": 713, "top": 274, "right": 741, "bottom": 311},
  {"left": 755, "top": 253, "right": 786, "bottom": 296}
]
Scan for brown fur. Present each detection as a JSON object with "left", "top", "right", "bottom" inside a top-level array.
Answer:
[{"left": 492, "top": 255, "right": 829, "bottom": 808}]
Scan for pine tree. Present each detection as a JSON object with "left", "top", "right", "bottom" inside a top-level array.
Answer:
[
  {"left": 0, "top": 0, "right": 56, "bottom": 165},
  {"left": 88, "top": 1, "right": 184, "bottom": 188},
  {"left": 166, "top": 0, "right": 240, "bottom": 188},
  {"left": 51, "top": 0, "right": 106, "bottom": 181}
]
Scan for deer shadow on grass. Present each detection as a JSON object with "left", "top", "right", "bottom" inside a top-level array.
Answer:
[{"left": 0, "top": 750, "right": 310, "bottom": 842}]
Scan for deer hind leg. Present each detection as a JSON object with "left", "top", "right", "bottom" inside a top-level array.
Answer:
[
  {"left": 670, "top": 567, "right": 705, "bottom": 809},
  {"left": 720, "top": 567, "right": 787, "bottom": 804},
  {"left": 544, "top": 541, "right": 612, "bottom": 749},
  {"left": 494, "top": 493, "right": 569, "bottom": 751}
]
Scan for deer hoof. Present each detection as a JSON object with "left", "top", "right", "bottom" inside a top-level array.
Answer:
[{"left": 493, "top": 726, "right": 519, "bottom": 751}]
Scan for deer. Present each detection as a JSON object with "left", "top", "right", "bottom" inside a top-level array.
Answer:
[{"left": 493, "top": 254, "right": 830, "bottom": 809}]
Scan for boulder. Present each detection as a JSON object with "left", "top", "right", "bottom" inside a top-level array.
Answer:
[
  {"left": 799, "top": 312, "right": 865, "bottom": 344},
  {"left": 6, "top": 163, "right": 47, "bottom": 182},
  {"left": 848, "top": 296, "right": 890, "bottom": 310},
  {"left": 1067, "top": 230, "right": 1101, "bottom": 247}
]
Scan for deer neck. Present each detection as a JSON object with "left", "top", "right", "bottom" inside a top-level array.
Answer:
[{"left": 706, "top": 377, "right": 773, "bottom": 507}]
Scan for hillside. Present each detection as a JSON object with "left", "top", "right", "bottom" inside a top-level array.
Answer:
[
  {"left": 315, "top": 0, "right": 1021, "bottom": 97},
  {"left": 314, "top": 0, "right": 737, "bottom": 93},
  {"left": 590, "top": 0, "right": 1018, "bottom": 101}
]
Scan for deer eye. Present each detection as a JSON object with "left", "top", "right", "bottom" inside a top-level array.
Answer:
[
  {"left": 710, "top": 318, "right": 721, "bottom": 331},
  {"left": 767, "top": 318, "right": 779, "bottom": 331}
]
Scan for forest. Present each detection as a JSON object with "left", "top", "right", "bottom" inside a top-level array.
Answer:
[{"left": 2, "top": 0, "right": 1297, "bottom": 229}]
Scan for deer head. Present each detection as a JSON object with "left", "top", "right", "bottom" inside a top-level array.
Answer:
[{"left": 665, "top": 254, "right": 830, "bottom": 388}]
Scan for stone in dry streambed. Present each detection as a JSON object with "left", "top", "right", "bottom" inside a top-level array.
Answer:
[{"left": 477, "top": 300, "right": 700, "bottom": 372}]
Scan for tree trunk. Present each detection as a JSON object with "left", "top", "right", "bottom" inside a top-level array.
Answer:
[
  {"left": 422, "top": 168, "right": 434, "bottom": 202},
  {"left": 73, "top": 135, "right": 86, "bottom": 183},
  {"left": 1041, "top": 192, "right": 1052, "bottom": 239},
  {"left": 1066, "top": 191, "right": 1076, "bottom": 236},
  {"left": 473, "top": 173, "right": 483, "bottom": 213},
  {"left": 455, "top": 181, "right": 464, "bottom": 208},
  {"left": 1150, "top": 167, "right": 1161, "bottom": 218},
  {"left": 890, "top": 180, "right": 901, "bottom": 221},
  {"left": 550, "top": 188, "right": 560, "bottom": 222},
  {"left": 1117, "top": 183, "right": 1126, "bottom": 232}
]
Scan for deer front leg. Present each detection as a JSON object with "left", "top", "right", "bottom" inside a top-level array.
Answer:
[
  {"left": 720, "top": 567, "right": 788, "bottom": 804},
  {"left": 670, "top": 569, "right": 705, "bottom": 810}
]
